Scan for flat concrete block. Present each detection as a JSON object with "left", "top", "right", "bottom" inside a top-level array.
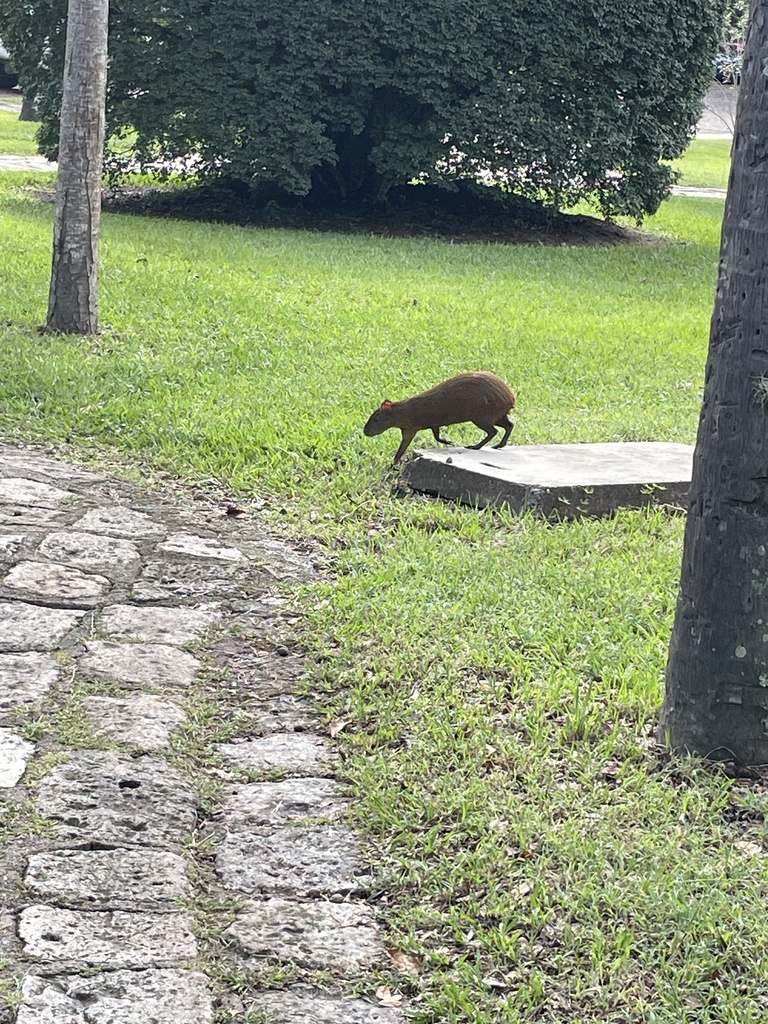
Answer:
[
  {"left": 2, "top": 560, "right": 112, "bottom": 607},
  {"left": 402, "top": 442, "right": 694, "bottom": 518},
  {"left": 224, "top": 897, "right": 382, "bottom": 971},
  {"left": 36, "top": 750, "right": 197, "bottom": 847},
  {"left": 24, "top": 848, "right": 191, "bottom": 910},
  {"left": 79, "top": 641, "right": 200, "bottom": 689},
  {"left": 18, "top": 905, "right": 198, "bottom": 968},
  {"left": 221, "top": 778, "right": 350, "bottom": 829},
  {"left": 0, "top": 601, "right": 85, "bottom": 652},
  {"left": 81, "top": 694, "right": 187, "bottom": 749},
  {"left": 99, "top": 602, "right": 221, "bottom": 645},
  {"left": 252, "top": 988, "right": 401, "bottom": 1023},
  {"left": 17, "top": 970, "right": 213, "bottom": 1024},
  {"left": 37, "top": 530, "right": 142, "bottom": 580},
  {"left": 217, "top": 733, "right": 336, "bottom": 774},
  {"left": 73, "top": 505, "right": 168, "bottom": 540},
  {"left": 0, "top": 728, "right": 35, "bottom": 786},
  {"left": 216, "top": 825, "right": 372, "bottom": 896},
  {"left": 0, "top": 652, "right": 60, "bottom": 713}
]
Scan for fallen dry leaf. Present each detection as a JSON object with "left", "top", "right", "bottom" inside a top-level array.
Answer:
[
  {"left": 386, "top": 947, "right": 422, "bottom": 976},
  {"left": 329, "top": 718, "right": 350, "bottom": 738},
  {"left": 375, "top": 986, "right": 404, "bottom": 1007},
  {"left": 734, "top": 838, "right": 763, "bottom": 856}
]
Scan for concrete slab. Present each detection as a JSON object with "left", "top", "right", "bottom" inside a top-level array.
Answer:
[{"left": 401, "top": 441, "right": 694, "bottom": 518}]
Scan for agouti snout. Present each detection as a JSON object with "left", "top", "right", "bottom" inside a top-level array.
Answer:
[{"left": 364, "top": 371, "right": 516, "bottom": 464}]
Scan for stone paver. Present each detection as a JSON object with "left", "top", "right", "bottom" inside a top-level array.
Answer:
[
  {"left": 221, "top": 778, "right": 350, "bottom": 828},
  {"left": 252, "top": 988, "right": 402, "bottom": 1023},
  {"left": 0, "top": 444, "right": 398, "bottom": 1021},
  {"left": 131, "top": 557, "right": 264, "bottom": 602},
  {"left": 0, "top": 601, "right": 85, "bottom": 652},
  {"left": 0, "top": 449, "right": 104, "bottom": 488},
  {"left": 24, "top": 848, "right": 191, "bottom": 909},
  {"left": 37, "top": 530, "right": 142, "bottom": 580},
  {"left": 0, "top": 651, "right": 60, "bottom": 712},
  {"left": 0, "top": 532, "right": 29, "bottom": 560},
  {"left": 0, "top": 728, "right": 35, "bottom": 787},
  {"left": 2, "top": 560, "right": 111, "bottom": 607},
  {"left": 158, "top": 532, "right": 244, "bottom": 561},
  {"left": 217, "top": 732, "right": 337, "bottom": 773},
  {"left": 81, "top": 694, "right": 187, "bottom": 748},
  {"left": 78, "top": 640, "right": 200, "bottom": 689},
  {"left": 36, "top": 751, "right": 197, "bottom": 847},
  {"left": 0, "top": 477, "right": 72, "bottom": 507},
  {"left": 19, "top": 905, "right": 197, "bottom": 967},
  {"left": 17, "top": 970, "right": 214, "bottom": 1024},
  {"left": 217, "top": 825, "right": 373, "bottom": 896},
  {"left": 73, "top": 505, "right": 168, "bottom": 539},
  {"left": 224, "top": 897, "right": 383, "bottom": 972},
  {"left": 99, "top": 601, "right": 221, "bottom": 644}
]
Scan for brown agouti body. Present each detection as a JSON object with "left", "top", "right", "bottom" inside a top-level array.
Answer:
[{"left": 364, "top": 371, "right": 516, "bottom": 464}]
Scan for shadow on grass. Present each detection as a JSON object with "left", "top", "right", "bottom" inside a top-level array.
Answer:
[{"left": 94, "top": 178, "right": 662, "bottom": 247}]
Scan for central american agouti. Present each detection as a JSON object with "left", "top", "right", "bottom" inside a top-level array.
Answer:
[{"left": 363, "top": 371, "right": 516, "bottom": 464}]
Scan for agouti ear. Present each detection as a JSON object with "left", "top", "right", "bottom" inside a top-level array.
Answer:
[{"left": 381, "top": 400, "right": 393, "bottom": 410}]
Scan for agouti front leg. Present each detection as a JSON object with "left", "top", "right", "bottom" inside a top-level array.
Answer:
[
  {"left": 431, "top": 427, "right": 453, "bottom": 445},
  {"left": 393, "top": 428, "right": 418, "bottom": 464},
  {"left": 467, "top": 423, "right": 497, "bottom": 450}
]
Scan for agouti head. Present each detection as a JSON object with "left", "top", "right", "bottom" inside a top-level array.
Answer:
[{"left": 363, "top": 400, "right": 396, "bottom": 437}]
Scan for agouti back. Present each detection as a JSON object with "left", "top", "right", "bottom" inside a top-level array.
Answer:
[{"left": 364, "top": 371, "right": 516, "bottom": 464}]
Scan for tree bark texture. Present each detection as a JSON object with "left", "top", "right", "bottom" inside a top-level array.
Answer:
[
  {"left": 660, "top": 0, "right": 768, "bottom": 763},
  {"left": 19, "top": 95, "right": 39, "bottom": 123},
  {"left": 46, "top": 0, "right": 108, "bottom": 334}
]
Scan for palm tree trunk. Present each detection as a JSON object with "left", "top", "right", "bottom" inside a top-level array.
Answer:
[{"left": 660, "top": 0, "right": 768, "bottom": 764}]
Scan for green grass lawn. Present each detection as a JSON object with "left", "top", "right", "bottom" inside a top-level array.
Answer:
[
  {"left": 669, "top": 138, "right": 732, "bottom": 189},
  {"left": 2, "top": 176, "right": 764, "bottom": 1022},
  {"left": 0, "top": 108, "right": 39, "bottom": 156}
]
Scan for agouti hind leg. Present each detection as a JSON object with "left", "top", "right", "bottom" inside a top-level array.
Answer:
[
  {"left": 432, "top": 427, "right": 453, "bottom": 445},
  {"left": 467, "top": 423, "right": 497, "bottom": 450},
  {"left": 492, "top": 415, "right": 514, "bottom": 449}
]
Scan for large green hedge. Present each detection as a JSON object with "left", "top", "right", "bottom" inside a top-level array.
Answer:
[{"left": 0, "top": 0, "right": 724, "bottom": 217}]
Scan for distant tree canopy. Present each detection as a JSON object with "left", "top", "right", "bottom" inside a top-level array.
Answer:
[{"left": 0, "top": 0, "right": 724, "bottom": 217}]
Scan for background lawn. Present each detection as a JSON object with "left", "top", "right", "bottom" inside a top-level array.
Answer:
[
  {"left": 2, "top": 175, "right": 765, "bottom": 1022},
  {"left": 668, "top": 137, "right": 732, "bottom": 189},
  {"left": 0, "top": 108, "right": 38, "bottom": 156}
]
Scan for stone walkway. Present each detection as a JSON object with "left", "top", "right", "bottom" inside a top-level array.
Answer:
[{"left": 0, "top": 445, "right": 401, "bottom": 1023}]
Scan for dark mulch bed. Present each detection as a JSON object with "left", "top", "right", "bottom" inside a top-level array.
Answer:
[{"left": 93, "top": 179, "right": 662, "bottom": 247}]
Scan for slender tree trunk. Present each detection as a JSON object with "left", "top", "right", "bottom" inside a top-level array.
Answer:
[
  {"left": 46, "top": 0, "right": 109, "bottom": 334},
  {"left": 659, "top": 0, "right": 768, "bottom": 764},
  {"left": 19, "top": 95, "right": 39, "bottom": 122}
]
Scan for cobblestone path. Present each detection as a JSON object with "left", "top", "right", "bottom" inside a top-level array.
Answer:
[{"left": 0, "top": 445, "right": 400, "bottom": 1023}]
